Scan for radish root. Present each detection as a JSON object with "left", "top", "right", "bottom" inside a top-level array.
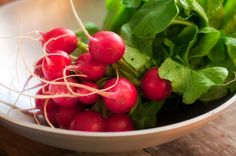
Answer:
[
  {"left": 43, "top": 99, "right": 55, "bottom": 128},
  {"left": 69, "top": 0, "right": 96, "bottom": 42}
]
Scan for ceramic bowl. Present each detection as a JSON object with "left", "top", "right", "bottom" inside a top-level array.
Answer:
[{"left": 0, "top": 0, "right": 235, "bottom": 153}]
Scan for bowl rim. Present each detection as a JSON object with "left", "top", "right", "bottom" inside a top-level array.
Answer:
[
  {"left": 0, "top": 0, "right": 236, "bottom": 138},
  {"left": 1, "top": 95, "right": 235, "bottom": 137}
]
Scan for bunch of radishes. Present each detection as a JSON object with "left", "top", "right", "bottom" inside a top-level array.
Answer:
[
  {"left": 31, "top": 26, "right": 172, "bottom": 132},
  {"left": 21, "top": 0, "right": 172, "bottom": 132},
  {"left": 32, "top": 27, "right": 139, "bottom": 132}
]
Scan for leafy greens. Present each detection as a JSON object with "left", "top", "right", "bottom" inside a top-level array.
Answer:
[{"left": 102, "top": 0, "right": 236, "bottom": 128}]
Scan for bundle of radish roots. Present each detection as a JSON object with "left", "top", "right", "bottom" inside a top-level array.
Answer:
[{"left": 1, "top": 0, "right": 172, "bottom": 132}]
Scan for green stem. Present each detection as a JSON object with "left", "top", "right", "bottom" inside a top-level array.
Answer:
[
  {"left": 113, "top": 64, "right": 140, "bottom": 86},
  {"left": 118, "top": 58, "right": 139, "bottom": 76},
  {"left": 171, "top": 19, "right": 193, "bottom": 26},
  {"left": 77, "top": 41, "right": 88, "bottom": 52}
]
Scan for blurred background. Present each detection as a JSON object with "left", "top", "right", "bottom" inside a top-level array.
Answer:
[{"left": 0, "top": 0, "right": 13, "bottom": 5}]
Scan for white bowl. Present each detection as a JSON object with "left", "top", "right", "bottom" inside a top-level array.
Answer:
[{"left": 0, "top": 0, "right": 235, "bottom": 153}]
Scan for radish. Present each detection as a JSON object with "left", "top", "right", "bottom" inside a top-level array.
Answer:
[
  {"left": 42, "top": 50, "right": 72, "bottom": 80},
  {"left": 35, "top": 94, "right": 59, "bottom": 126},
  {"left": 56, "top": 105, "right": 84, "bottom": 129},
  {"left": 43, "top": 102, "right": 59, "bottom": 127},
  {"left": 105, "top": 114, "right": 134, "bottom": 132},
  {"left": 75, "top": 52, "right": 106, "bottom": 81},
  {"left": 41, "top": 99, "right": 59, "bottom": 112},
  {"left": 70, "top": 110, "right": 105, "bottom": 132},
  {"left": 103, "top": 77, "right": 138, "bottom": 113},
  {"left": 40, "top": 28, "right": 78, "bottom": 54},
  {"left": 35, "top": 89, "right": 46, "bottom": 110},
  {"left": 89, "top": 31, "right": 125, "bottom": 65},
  {"left": 48, "top": 78, "right": 79, "bottom": 107},
  {"left": 77, "top": 81, "right": 100, "bottom": 105},
  {"left": 69, "top": 0, "right": 125, "bottom": 64},
  {"left": 34, "top": 58, "right": 44, "bottom": 78},
  {"left": 141, "top": 67, "right": 172, "bottom": 101}
]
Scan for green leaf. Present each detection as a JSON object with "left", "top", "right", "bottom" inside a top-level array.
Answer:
[
  {"left": 195, "top": 0, "right": 224, "bottom": 28},
  {"left": 223, "top": 0, "right": 236, "bottom": 34},
  {"left": 177, "top": 0, "right": 208, "bottom": 23},
  {"left": 123, "top": 45, "right": 152, "bottom": 74},
  {"left": 192, "top": 0, "right": 209, "bottom": 24},
  {"left": 200, "top": 86, "right": 229, "bottom": 102},
  {"left": 176, "top": 0, "right": 193, "bottom": 17},
  {"left": 207, "top": 37, "right": 225, "bottom": 63},
  {"left": 129, "top": 0, "right": 178, "bottom": 39},
  {"left": 164, "top": 38, "right": 175, "bottom": 57},
  {"left": 225, "top": 37, "right": 236, "bottom": 66},
  {"left": 174, "top": 24, "right": 198, "bottom": 64},
  {"left": 205, "top": 0, "right": 224, "bottom": 29},
  {"left": 120, "top": 23, "right": 135, "bottom": 46},
  {"left": 121, "top": 23, "right": 154, "bottom": 55},
  {"left": 121, "top": 0, "right": 142, "bottom": 8},
  {"left": 159, "top": 58, "right": 228, "bottom": 104},
  {"left": 200, "top": 72, "right": 236, "bottom": 102},
  {"left": 189, "top": 26, "right": 220, "bottom": 59},
  {"left": 131, "top": 101, "right": 164, "bottom": 129},
  {"left": 196, "top": 0, "right": 206, "bottom": 8},
  {"left": 103, "top": 0, "right": 136, "bottom": 32}
]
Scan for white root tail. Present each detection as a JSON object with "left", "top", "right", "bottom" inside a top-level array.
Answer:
[{"left": 69, "top": 0, "right": 96, "bottom": 42}]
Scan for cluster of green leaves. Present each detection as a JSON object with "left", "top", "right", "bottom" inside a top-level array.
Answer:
[{"left": 103, "top": 0, "right": 236, "bottom": 129}]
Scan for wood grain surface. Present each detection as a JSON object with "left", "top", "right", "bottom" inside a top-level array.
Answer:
[{"left": 0, "top": 0, "right": 236, "bottom": 156}]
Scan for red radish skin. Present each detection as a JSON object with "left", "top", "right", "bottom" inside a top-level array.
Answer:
[
  {"left": 103, "top": 77, "right": 138, "bottom": 113},
  {"left": 35, "top": 88, "right": 52, "bottom": 110},
  {"left": 48, "top": 78, "right": 78, "bottom": 107},
  {"left": 89, "top": 31, "right": 125, "bottom": 64},
  {"left": 70, "top": 110, "right": 105, "bottom": 132},
  {"left": 35, "top": 89, "right": 45, "bottom": 110},
  {"left": 35, "top": 97, "right": 59, "bottom": 126},
  {"left": 34, "top": 58, "right": 44, "bottom": 78},
  {"left": 75, "top": 52, "right": 106, "bottom": 81},
  {"left": 42, "top": 50, "right": 72, "bottom": 80},
  {"left": 41, "top": 28, "right": 78, "bottom": 54},
  {"left": 77, "top": 81, "right": 100, "bottom": 105},
  {"left": 44, "top": 103, "right": 59, "bottom": 127},
  {"left": 141, "top": 67, "right": 172, "bottom": 101},
  {"left": 105, "top": 114, "right": 134, "bottom": 132},
  {"left": 56, "top": 105, "right": 84, "bottom": 129}
]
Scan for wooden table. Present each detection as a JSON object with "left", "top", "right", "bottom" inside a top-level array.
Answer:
[{"left": 1, "top": 0, "right": 236, "bottom": 155}]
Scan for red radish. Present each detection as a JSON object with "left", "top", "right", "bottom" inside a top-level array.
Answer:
[
  {"left": 36, "top": 99, "right": 58, "bottom": 112},
  {"left": 43, "top": 101, "right": 59, "bottom": 126},
  {"left": 40, "top": 28, "right": 78, "bottom": 54},
  {"left": 105, "top": 114, "right": 134, "bottom": 132},
  {"left": 34, "top": 58, "right": 44, "bottom": 78},
  {"left": 141, "top": 67, "right": 172, "bottom": 101},
  {"left": 35, "top": 96, "right": 59, "bottom": 126},
  {"left": 103, "top": 77, "right": 138, "bottom": 113},
  {"left": 48, "top": 78, "right": 78, "bottom": 107},
  {"left": 70, "top": 110, "right": 105, "bottom": 132},
  {"left": 35, "top": 89, "right": 45, "bottom": 110},
  {"left": 89, "top": 31, "right": 125, "bottom": 64},
  {"left": 77, "top": 81, "right": 100, "bottom": 105},
  {"left": 75, "top": 52, "right": 106, "bottom": 81},
  {"left": 56, "top": 105, "right": 84, "bottom": 129},
  {"left": 35, "top": 88, "right": 52, "bottom": 110},
  {"left": 42, "top": 50, "right": 72, "bottom": 80}
]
